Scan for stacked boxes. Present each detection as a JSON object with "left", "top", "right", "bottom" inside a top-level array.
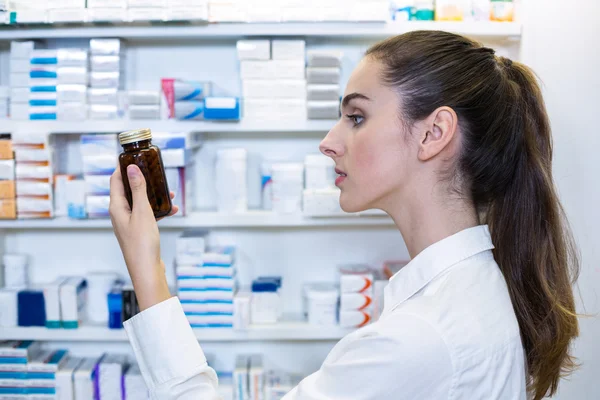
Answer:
[
  {"left": 0, "top": 341, "right": 40, "bottom": 397},
  {"left": 29, "top": 48, "right": 89, "bottom": 121},
  {"left": 9, "top": 40, "right": 37, "bottom": 120},
  {"left": 89, "top": 39, "right": 125, "bottom": 120},
  {"left": 81, "top": 134, "right": 118, "bottom": 219},
  {"left": 9, "top": 42, "right": 88, "bottom": 121},
  {"left": 13, "top": 133, "right": 54, "bottom": 219},
  {"left": 128, "top": 90, "right": 161, "bottom": 120},
  {"left": 339, "top": 264, "right": 374, "bottom": 328},
  {"left": 0, "top": 134, "right": 16, "bottom": 219},
  {"left": 175, "top": 232, "right": 237, "bottom": 328},
  {"left": 0, "top": 344, "right": 69, "bottom": 398},
  {"left": 306, "top": 50, "right": 343, "bottom": 119},
  {"left": 27, "top": 349, "right": 69, "bottom": 398},
  {"left": 239, "top": 39, "right": 307, "bottom": 120},
  {"left": 161, "top": 78, "right": 240, "bottom": 121}
]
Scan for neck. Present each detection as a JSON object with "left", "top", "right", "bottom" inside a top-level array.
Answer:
[{"left": 382, "top": 189, "right": 479, "bottom": 259}]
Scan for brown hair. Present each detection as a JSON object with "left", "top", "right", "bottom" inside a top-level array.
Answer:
[{"left": 367, "top": 31, "right": 579, "bottom": 399}]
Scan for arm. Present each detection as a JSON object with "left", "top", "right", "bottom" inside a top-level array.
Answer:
[
  {"left": 124, "top": 297, "right": 221, "bottom": 400},
  {"left": 110, "top": 166, "right": 221, "bottom": 399}
]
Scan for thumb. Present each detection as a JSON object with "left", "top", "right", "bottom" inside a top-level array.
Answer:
[{"left": 127, "top": 165, "right": 151, "bottom": 211}]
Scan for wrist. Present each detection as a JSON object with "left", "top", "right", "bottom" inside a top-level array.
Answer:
[{"left": 130, "top": 262, "right": 172, "bottom": 311}]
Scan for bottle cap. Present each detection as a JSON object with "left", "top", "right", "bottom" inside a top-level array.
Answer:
[{"left": 119, "top": 128, "right": 152, "bottom": 145}]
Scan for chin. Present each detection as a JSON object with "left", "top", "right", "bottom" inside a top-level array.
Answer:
[{"left": 339, "top": 192, "right": 369, "bottom": 214}]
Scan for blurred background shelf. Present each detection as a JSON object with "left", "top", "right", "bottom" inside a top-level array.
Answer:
[
  {"left": 0, "top": 22, "right": 522, "bottom": 41},
  {"left": 0, "top": 320, "right": 352, "bottom": 342},
  {"left": 0, "top": 212, "right": 393, "bottom": 230},
  {"left": 1, "top": 119, "right": 339, "bottom": 134}
]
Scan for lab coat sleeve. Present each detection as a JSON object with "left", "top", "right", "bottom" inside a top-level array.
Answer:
[
  {"left": 284, "top": 314, "right": 454, "bottom": 400},
  {"left": 124, "top": 296, "right": 221, "bottom": 400}
]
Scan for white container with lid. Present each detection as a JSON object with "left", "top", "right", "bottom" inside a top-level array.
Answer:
[
  {"left": 304, "top": 154, "right": 336, "bottom": 190},
  {"left": 271, "top": 163, "right": 304, "bottom": 214},
  {"left": 215, "top": 148, "right": 248, "bottom": 213},
  {"left": 305, "top": 283, "right": 339, "bottom": 326}
]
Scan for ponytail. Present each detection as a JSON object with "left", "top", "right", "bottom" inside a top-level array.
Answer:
[
  {"left": 367, "top": 31, "right": 580, "bottom": 400},
  {"left": 488, "top": 58, "right": 579, "bottom": 399}
]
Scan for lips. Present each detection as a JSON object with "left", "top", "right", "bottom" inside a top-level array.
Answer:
[{"left": 335, "top": 168, "right": 347, "bottom": 186}]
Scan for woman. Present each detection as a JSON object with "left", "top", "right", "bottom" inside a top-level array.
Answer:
[{"left": 110, "top": 31, "right": 579, "bottom": 400}]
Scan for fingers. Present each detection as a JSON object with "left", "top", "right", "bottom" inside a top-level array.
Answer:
[
  {"left": 126, "top": 165, "right": 152, "bottom": 215},
  {"left": 109, "top": 167, "right": 131, "bottom": 222},
  {"left": 170, "top": 191, "right": 176, "bottom": 200}
]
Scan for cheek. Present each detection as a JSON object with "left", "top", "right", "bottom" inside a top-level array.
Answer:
[{"left": 352, "top": 127, "right": 403, "bottom": 187}]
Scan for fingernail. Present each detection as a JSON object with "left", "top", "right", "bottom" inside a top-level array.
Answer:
[{"left": 127, "top": 165, "right": 140, "bottom": 184}]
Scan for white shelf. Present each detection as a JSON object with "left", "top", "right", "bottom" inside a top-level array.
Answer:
[
  {"left": 0, "top": 321, "right": 352, "bottom": 342},
  {"left": 0, "top": 211, "right": 393, "bottom": 230},
  {"left": 1, "top": 120, "right": 337, "bottom": 134},
  {"left": 0, "top": 22, "right": 522, "bottom": 41}
]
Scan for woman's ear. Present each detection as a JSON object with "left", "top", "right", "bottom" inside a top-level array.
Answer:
[{"left": 417, "top": 106, "right": 459, "bottom": 161}]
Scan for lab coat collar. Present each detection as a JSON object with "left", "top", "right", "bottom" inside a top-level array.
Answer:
[{"left": 383, "top": 225, "right": 495, "bottom": 313}]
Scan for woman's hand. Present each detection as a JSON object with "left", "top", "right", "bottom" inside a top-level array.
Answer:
[{"left": 109, "top": 164, "right": 179, "bottom": 311}]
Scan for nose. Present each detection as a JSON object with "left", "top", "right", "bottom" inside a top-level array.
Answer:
[{"left": 319, "top": 122, "right": 344, "bottom": 159}]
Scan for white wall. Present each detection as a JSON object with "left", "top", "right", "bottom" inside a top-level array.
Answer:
[{"left": 521, "top": 0, "right": 600, "bottom": 398}]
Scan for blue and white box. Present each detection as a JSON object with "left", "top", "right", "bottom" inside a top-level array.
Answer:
[
  {"left": 204, "top": 97, "right": 240, "bottom": 121},
  {"left": 59, "top": 278, "right": 87, "bottom": 329}
]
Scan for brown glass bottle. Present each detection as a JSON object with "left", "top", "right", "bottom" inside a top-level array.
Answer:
[{"left": 118, "top": 128, "right": 172, "bottom": 219}]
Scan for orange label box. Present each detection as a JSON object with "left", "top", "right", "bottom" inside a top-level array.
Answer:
[
  {"left": 0, "top": 199, "right": 16, "bottom": 219},
  {"left": 0, "top": 181, "right": 16, "bottom": 199},
  {"left": 0, "top": 139, "right": 13, "bottom": 160}
]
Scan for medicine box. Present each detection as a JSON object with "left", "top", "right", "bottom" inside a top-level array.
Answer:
[
  {"left": 272, "top": 40, "right": 306, "bottom": 60},
  {"left": 82, "top": 154, "right": 117, "bottom": 175},
  {"left": 84, "top": 175, "right": 111, "bottom": 196},
  {"left": 88, "top": 88, "right": 119, "bottom": 105},
  {"left": 236, "top": 40, "right": 271, "bottom": 60},
  {"left": 204, "top": 97, "right": 240, "bottom": 121},
  {"left": 86, "top": 196, "right": 110, "bottom": 218},
  {"left": 43, "top": 278, "right": 66, "bottom": 329},
  {"left": 0, "top": 180, "right": 15, "bottom": 199},
  {"left": 59, "top": 277, "right": 87, "bottom": 329},
  {"left": 66, "top": 180, "right": 86, "bottom": 219},
  {"left": 0, "top": 199, "right": 16, "bottom": 219},
  {"left": 16, "top": 181, "right": 52, "bottom": 198}
]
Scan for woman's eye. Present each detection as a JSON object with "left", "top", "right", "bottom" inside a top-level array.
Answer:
[{"left": 346, "top": 114, "right": 364, "bottom": 126}]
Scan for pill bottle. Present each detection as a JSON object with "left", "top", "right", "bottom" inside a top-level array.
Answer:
[{"left": 118, "top": 128, "right": 172, "bottom": 219}]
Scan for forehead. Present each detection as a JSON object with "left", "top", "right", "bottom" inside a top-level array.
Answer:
[{"left": 344, "top": 57, "right": 398, "bottom": 107}]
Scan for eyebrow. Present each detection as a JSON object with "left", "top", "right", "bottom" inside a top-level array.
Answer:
[{"left": 341, "top": 92, "right": 371, "bottom": 109}]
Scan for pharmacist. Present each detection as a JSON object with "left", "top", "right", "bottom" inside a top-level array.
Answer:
[{"left": 110, "top": 31, "right": 579, "bottom": 400}]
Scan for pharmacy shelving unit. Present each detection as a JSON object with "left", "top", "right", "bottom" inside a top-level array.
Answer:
[
  {"left": 0, "top": 21, "right": 522, "bottom": 41},
  {"left": 0, "top": 20, "right": 523, "bottom": 366},
  {"left": 2, "top": 119, "right": 339, "bottom": 134},
  {"left": 0, "top": 318, "right": 353, "bottom": 342},
  {"left": 0, "top": 212, "right": 392, "bottom": 229}
]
